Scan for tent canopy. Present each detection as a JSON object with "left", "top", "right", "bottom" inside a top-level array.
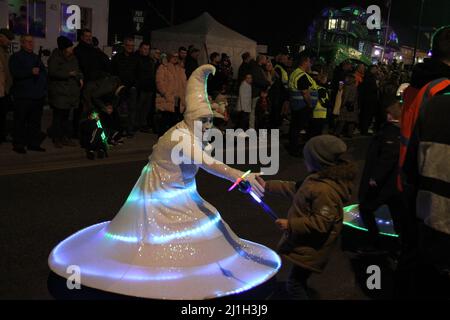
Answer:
[{"left": 151, "top": 12, "right": 257, "bottom": 78}]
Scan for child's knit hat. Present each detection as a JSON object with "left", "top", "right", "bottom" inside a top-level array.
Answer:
[{"left": 303, "top": 135, "right": 348, "bottom": 172}]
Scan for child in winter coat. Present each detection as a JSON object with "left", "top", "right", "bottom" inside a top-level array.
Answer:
[{"left": 257, "top": 135, "right": 357, "bottom": 299}]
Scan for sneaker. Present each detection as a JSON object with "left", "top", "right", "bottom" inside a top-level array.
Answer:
[
  {"left": 86, "top": 150, "right": 95, "bottom": 160},
  {"left": 97, "top": 149, "right": 108, "bottom": 159}
]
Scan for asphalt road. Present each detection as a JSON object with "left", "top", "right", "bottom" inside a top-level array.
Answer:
[{"left": 0, "top": 135, "right": 400, "bottom": 300}]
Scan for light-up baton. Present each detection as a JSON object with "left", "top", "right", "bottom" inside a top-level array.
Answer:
[
  {"left": 228, "top": 172, "right": 279, "bottom": 221},
  {"left": 91, "top": 112, "right": 109, "bottom": 148}
]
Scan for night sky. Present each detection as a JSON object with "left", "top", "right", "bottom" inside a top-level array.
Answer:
[{"left": 108, "top": 0, "right": 450, "bottom": 50}]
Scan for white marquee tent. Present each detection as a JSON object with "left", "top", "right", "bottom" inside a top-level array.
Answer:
[{"left": 151, "top": 12, "right": 257, "bottom": 78}]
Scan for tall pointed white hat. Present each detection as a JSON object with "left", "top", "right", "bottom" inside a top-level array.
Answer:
[{"left": 184, "top": 64, "right": 215, "bottom": 123}]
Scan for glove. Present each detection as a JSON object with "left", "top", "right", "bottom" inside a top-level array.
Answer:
[{"left": 246, "top": 173, "right": 264, "bottom": 199}]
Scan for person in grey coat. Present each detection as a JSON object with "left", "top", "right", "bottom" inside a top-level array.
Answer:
[
  {"left": 48, "top": 36, "right": 83, "bottom": 148},
  {"left": 335, "top": 73, "right": 359, "bottom": 138}
]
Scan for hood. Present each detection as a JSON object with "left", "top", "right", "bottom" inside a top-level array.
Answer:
[
  {"left": 184, "top": 64, "right": 215, "bottom": 124},
  {"left": 311, "top": 162, "right": 357, "bottom": 203},
  {"left": 411, "top": 58, "right": 450, "bottom": 89}
]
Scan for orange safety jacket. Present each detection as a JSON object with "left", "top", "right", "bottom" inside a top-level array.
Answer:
[{"left": 398, "top": 77, "right": 450, "bottom": 191}]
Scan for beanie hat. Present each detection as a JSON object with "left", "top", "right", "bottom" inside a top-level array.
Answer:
[
  {"left": 303, "top": 135, "right": 348, "bottom": 172},
  {"left": 57, "top": 36, "right": 73, "bottom": 51}
]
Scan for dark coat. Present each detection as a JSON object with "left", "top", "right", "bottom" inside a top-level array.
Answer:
[
  {"left": 48, "top": 49, "right": 83, "bottom": 110},
  {"left": 74, "top": 41, "right": 111, "bottom": 82},
  {"left": 184, "top": 55, "right": 199, "bottom": 79},
  {"left": 136, "top": 54, "right": 155, "bottom": 92},
  {"left": 111, "top": 52, "right": 138, "bottom": 87},
  {"left": 359, "top": 73, "right": 379, "bottom": 112},
  {"left": 266, "top": 163, "right": 354, "bottom": 273},
  {"left": 359, "top": 121, "right": 401, "bottom": 203},
  {"left": 9, "top": 49, "right": 47, "bottom": 100},
  {"left": 238, "top": 61, "right": 251, "bottom": 84},
  {"left": 82, "top": 76, "right": 121, "bottom": 112},
  {"left": 249, "top": 60, "right": 270, "bottom": 98}
]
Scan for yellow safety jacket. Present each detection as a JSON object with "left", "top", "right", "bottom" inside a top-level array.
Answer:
[
  {"left": 274, "top": 64, "right": 289, "bottom": 88},
  {"left": 313, "top": 86, "right": 329, "bottom": 119},
  {"left": 288, "top": 67, "right": 319, "bottom": 111}
]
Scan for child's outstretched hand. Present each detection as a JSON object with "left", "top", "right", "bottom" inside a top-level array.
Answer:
[
  {"left": 256, "top": 176, "right": 266, "bottom": 190},
  {"left": 275, "top": 219, "right": 289, "bottom": 231}
]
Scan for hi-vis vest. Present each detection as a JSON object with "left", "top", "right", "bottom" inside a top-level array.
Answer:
[
  {"left": 288, "top": 68, "right": 319, "bottom": 111},
  {"left": 398, "top": 77, "right": 450, "bottom": 191},
  {"left": 313, "top": 86, "right": 329, "bottom": 119},
  {"left": 274, "top": 64, "right": 289, "bottom": 88}
]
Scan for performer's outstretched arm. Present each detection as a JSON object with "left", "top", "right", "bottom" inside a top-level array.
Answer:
[{"left": 180, "top": 139, "right": 264, "bottom": 198}]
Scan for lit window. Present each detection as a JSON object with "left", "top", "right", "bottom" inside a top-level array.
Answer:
[
  {"left": 8, "top": 0, "right": 46, "bottom": 38},
  {"left": 340, "top": 20, "right": 348, "bottom": 30},
  {"left": 328, "top": 19, "right": 337, "bottom": 30}
]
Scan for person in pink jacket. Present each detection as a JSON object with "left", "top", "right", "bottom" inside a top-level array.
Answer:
[{"left": 155, "top": 52, "right": 187, "bottom": 136}]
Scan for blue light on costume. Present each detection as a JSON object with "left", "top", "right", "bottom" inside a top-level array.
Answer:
[
  {"left": 125, "top": 183, "right": 197, "bottom": 203},
  {"left": 103, "top": 214, "right": 221, "bottom": 244},
  {"left": 104, "top": 232, "right": 138, "bottom": 243},
  {"left": 151, "top": 214, "right": 221, "bottom": 244},
  {"left": 343, "top": 204, "right": 399, "bottom": 238}
]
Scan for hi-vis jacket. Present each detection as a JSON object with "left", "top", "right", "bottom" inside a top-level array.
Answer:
[
  {"left": 274, "top": 64, "right": 289, "bottom": 88},
  {"left": 313, "top": 86, "right": 329, "bottom": 119},
  {"left": 288, "top": 67, "right": 318, "bottom": 111},
  {"left": 398, "top": 78, "right": 450, "bottom": 191}
]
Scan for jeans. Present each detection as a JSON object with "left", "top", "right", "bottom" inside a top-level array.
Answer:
[
  {"left": 118, "top": 86, "right": 137, "bottom": 133},
  {"left": 289, "top": 107, "right": 312, "bottom": 151},
  {"left": 51, "top": 108, "right": 71, "bottom": 140},
  {"left": 13, "top": 98, "right": 44, "bottom": 147},
  {"left": 286, "top": 265, "right": 312, "bottom": 300},
  {"left": 136, "top": 91, "right": 154, "bottom": 128}
]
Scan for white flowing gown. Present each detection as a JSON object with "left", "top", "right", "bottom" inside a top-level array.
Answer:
[{"left": 48, "top": 65, "right": 280, "bottom": 300}]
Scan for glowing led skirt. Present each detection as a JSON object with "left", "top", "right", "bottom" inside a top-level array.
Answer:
[
  {"left": 49, "top": 221, "right": 280, "bottom": 299},
  {"left": 343, "top": 204, "right": 398, "bottom": 238},
  {"left": 48, "top": 166, "right": 280, "bottom": 300}
]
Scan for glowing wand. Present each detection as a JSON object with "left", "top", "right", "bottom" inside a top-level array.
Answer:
[{"left": 228, "top": 173, "right": 279, "bottom": 221}]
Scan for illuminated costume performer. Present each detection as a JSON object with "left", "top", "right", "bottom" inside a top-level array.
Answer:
[{"left": 49, "top": 65, "right": 281, "bottom": 300}]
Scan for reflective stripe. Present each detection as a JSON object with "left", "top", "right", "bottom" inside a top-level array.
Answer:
[
  {"left": 274, "top": 65, "right": 288, "bottom": 86},
  {"left": 417, "top": 190, "right": 450, "bottom": 234},
  {"left": 400, "top": 134, "right": 409, "bottom": 147},
  {"left": 418, "top": 142, "right": 450, "bottom": 184},
  {"left": 288, "top": 68, "right": 319, "bottom": 110},
  {"left": 313, "top": 87, "right": 328, "bottom": 119}
]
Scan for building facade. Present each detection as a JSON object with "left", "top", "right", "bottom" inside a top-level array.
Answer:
[{"left": 0, "top": 0, "right": 109, "bottom": 55}]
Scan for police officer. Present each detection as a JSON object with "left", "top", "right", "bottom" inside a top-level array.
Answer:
[{"left": 288, "top": 52, "right": 318, "bottom": 156}]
